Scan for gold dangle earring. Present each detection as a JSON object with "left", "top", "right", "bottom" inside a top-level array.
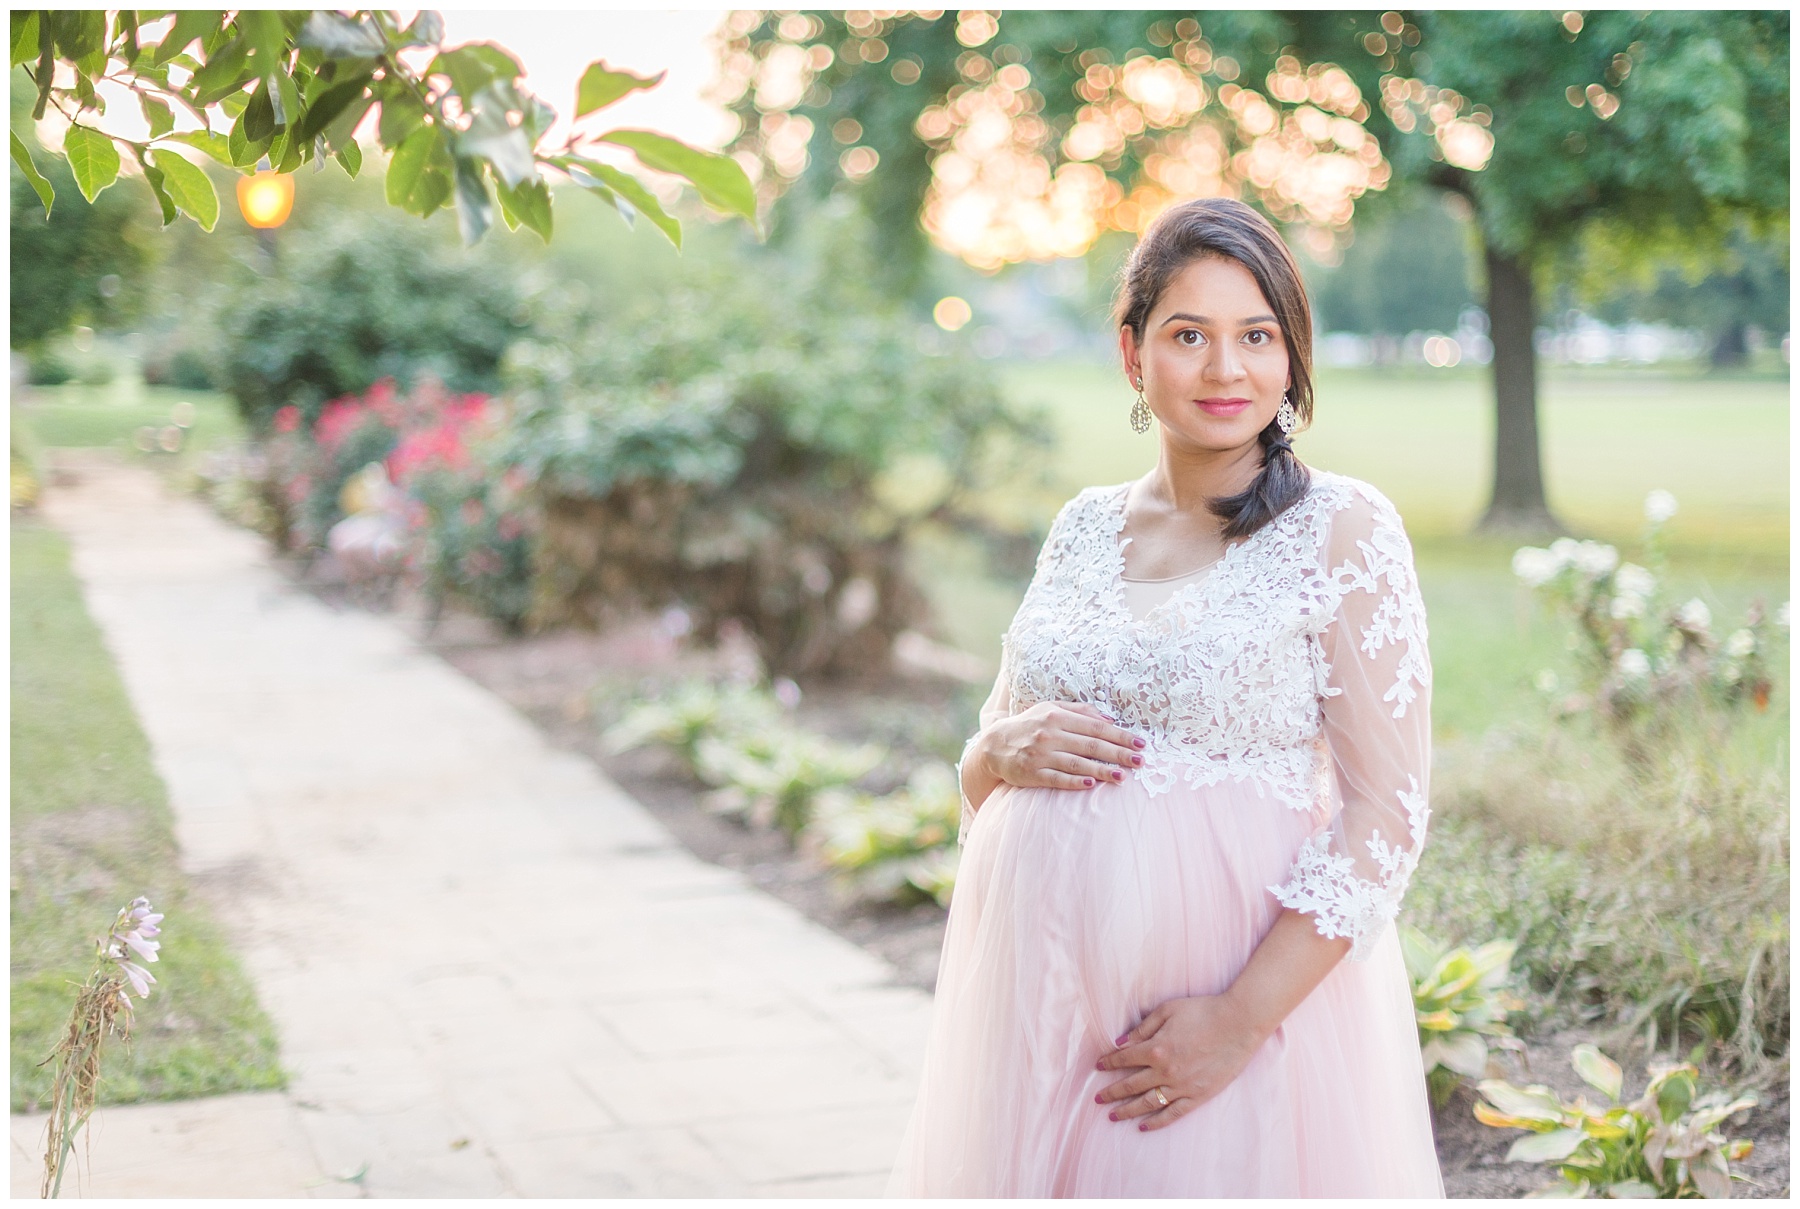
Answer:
[{"left": 1130, "top": 378, "right": 1153, "bottom": 434}]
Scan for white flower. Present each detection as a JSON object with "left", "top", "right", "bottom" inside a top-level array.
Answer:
[
  {"left": 1644, "top": 489, "right": 1679, "bottom": 524},
  {"left": 1549, "top": 537, "right": 1580, "bottom": 565},
  {"left": 1534, "top": 669, "right": 1560, "bottom": 694},
  {"left": 1725, "top": 629, "right": 1756, "bottom": 659},
  {"left": 1616, "top": 648, "right": 1652, "bottom": 679},
  {"left": 1512, "top": 546, "right": 1561, "bottom": 586},
  {"left": 1570, "top": 541, "right": 1620, "bottom": 578},
  {"left": 1610, "top": 594, "right": 1646, "bottom": 620},
  {"left": 105, "top": 897, "right": 162, "bottom": 1005},
  {"left": 1778, "top": 602, "right": 1790, "bottom": 629},
  {"left": 1615, "top": 563, "right": 1656, "bottom": 600},
  {"left": 1675, "top": 598, "right": 1712, "bottom": 632}
]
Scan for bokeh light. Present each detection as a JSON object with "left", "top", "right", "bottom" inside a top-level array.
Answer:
[
  {"left": 236, "top": 171, "right": 295, "bottom": 230},
  {"left": 933, "top": 296, "right": 973, "bottom": 331}
]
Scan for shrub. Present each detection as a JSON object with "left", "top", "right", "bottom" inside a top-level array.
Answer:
[
  {"left": 813, "top": 762, "right": 963, "bottom": 907},
  {"left": 1401, "top": 925, "right": 1526, "bottom": 1106},
  {"left": 1475, "top": 1044, "right": 1756, "bottom": 1198},
  {"left": 217, "top": 211, "right": 530, "bottom": 431},
  {"left": 492, "top": 210, "right": 1037, "bottom": 675}
]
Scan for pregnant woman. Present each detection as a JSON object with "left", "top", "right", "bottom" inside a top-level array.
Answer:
[{"left": 888, "top": 197, "right": 1443, "bottom": 1197}]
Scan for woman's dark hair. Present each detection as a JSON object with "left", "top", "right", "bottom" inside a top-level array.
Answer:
[{"left": 1113, "top": 197, "right": 1313, "bottom": 539}]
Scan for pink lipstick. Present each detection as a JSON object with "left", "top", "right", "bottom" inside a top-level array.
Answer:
[{"left": 1197, "top": 397, "right": 1252, "bottom": 416}]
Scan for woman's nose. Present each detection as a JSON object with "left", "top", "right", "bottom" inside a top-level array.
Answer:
[{"left": 1207, "top": 346, "right": 1247, "bottom": 383}]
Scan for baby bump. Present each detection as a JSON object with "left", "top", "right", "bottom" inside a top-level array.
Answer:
[{"left": 955, "top": 776, "right": 1322, "bottom": 1028}]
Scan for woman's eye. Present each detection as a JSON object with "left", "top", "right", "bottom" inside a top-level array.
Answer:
[
  {"left": 1246, "top": 329, "right": 1270, "bottom": 345},
  {"left": 1176, "top": 329, "right": 1203, "bottom": 346}
]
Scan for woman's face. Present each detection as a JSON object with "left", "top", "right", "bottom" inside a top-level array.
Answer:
[{"left": 1119, "top": 255, "right": 1290, "bottom": 455}]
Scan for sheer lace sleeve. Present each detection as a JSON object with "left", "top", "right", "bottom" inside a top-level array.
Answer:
[
  {"left": 1270, "top": 487, "right": 1432, "bottom": 960},
  {"left": 957, "top": 636, "right": 1017, "bottom": 845}
]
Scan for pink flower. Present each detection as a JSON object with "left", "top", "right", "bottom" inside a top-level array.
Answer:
[
  {"left": 273, "top": 405, "right": 301, "bottom": 434},
  {"left": 106, "top": 897, "right": 162, "bottom": 1005}
]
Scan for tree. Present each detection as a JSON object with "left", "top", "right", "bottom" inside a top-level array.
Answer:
[
  {"left": 721, "top": 10, "right": 1788, "bottom": 531},
  {"left": 11, "top": 9, "right": 756, "bottom": 247}
]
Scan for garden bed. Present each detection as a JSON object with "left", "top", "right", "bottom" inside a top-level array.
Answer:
[{"left": 280, "top": 556, "right": 1788, "bottom": 1198}]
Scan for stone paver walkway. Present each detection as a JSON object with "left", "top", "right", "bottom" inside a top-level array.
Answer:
[{"left": 14, "top": 452, "right": 932, "bottom": 1197}]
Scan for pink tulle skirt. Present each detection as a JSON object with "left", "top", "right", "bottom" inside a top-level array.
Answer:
[{"left": 887, "top": 775, "right": 1444, "bottom": 1198}]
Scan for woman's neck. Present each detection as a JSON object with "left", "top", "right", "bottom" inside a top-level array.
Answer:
[{"left": 1141, "top": 438, "right": 1265, "bottom": 515}]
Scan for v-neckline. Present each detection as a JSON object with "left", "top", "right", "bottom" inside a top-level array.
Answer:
[{"left": 1104, "top": 482, "right": 1261, "bottom": 625}]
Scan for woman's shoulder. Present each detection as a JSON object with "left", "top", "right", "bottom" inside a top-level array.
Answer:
[
  {"left": 1299, "top": 467, "right": 1406, "bottom": 530},
  {"left": 1046, "top": 481, "right": 1131, "bottom": 533}
]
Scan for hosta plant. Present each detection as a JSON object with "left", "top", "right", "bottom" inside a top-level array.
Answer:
[
  {"left": 812, "top": 762, "right": 963, "bottom": 907},
  {"left": 693, "top": 727, "right": 884, "bottom": 837},
  {"left": 600, "top": 680, "right": 784, "bottom": 768},
  {"left": 1401, "top": 925, "right": 1526, "bottom": 1105},
  {"left": 1475, "top": 1044, "right": 1756, "bottom": 1198}
]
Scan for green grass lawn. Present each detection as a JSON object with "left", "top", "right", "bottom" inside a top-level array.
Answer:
[
  {"left": 13, "top": 382, "right": 244, "bottom": 462},
  {"left": 917, "top": 359, "right": 1789, "bottom": 741},
  {"left": 11, "top": 518, "right": 283, "bottom": 1112}
]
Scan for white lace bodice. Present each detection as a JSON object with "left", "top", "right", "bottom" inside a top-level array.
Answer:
[{"left": 956, "top": 470, "right": 1433, "bottom": 959}]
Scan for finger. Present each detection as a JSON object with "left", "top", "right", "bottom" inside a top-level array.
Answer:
[
  {"left": 1058, "top": 708, "right": 1142, "bottom": 748},
  {"left": 1109, "top": 1087, "right": 1175, "bottom": 1122},
  {"left": 1137, "top": 1095, "right": 1198, "bottom": 1132},
  {"left": 1093, "top": 1067, "right": 1160, "bottom": 1105},
  {"left": 1020, "top": 767, "right": 1098, "bottom": 791},
  {"left": 1059, "top": 732, "right": 1146, "bottom": 770},
  {"left": 1060, "top": 702, "right": 1119, "bottom": 725},
  {"left": 1045, "top": 751, "right": 1127, "bottom": 784}
]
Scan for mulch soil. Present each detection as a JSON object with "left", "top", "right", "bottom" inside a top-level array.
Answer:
[{"left": 281, "top": 560, "right": 1791, "bottom": 1198}]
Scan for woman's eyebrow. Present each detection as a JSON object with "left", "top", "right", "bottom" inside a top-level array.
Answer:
[{"left": 1159, "top": 311, "right": 1279, "bottom": 327}]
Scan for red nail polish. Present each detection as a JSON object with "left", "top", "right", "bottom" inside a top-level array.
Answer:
[
  {"left": 1109, "top": 1112, "right": 1119, "bottom": 1122},
  {"left": 1138, "top": 1123, "right": 1148, "bottom": 1132},
  {"left": 1083, "top": 777, "right": 1094, "bottom": 786},
  {"left": 1115, "top": 1033, "right": 1131, "bottom": 1046},
  {"left": 1132, "top": 755, "right": 1143, "bottom": 766},
  {"left": 1133, "top": 737, "right": 1146, "bottom": 749},
  {"left": 1094, "top": 1094, "right": 1104, "bottom": 1104}
]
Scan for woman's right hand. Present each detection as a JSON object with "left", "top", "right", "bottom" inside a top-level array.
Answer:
[{"left": 975, "top": 701, "right": 1146, "bottom": 792}]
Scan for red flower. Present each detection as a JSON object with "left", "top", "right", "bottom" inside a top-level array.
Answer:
[{"left": 273, "top": 405, "right": 301, "bottom": 434}]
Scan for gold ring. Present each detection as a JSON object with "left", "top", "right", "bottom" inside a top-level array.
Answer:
[{"left": 1148, "top": 1087, "right": 1170, "bottom": 1109}]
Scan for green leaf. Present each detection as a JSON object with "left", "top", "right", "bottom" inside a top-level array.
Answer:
[
  {"left": 1655, "top": 1072, "right": 1694, "bottom": 1125},
  {"left": 409, "top": 167, "right": 451, "bottom": 218},
  {"left": 334, "top": 139, "right": 362, "bottom": 178},
  {"left": 493, "top": 175, "right": 552, "bottom": 241},
  {"left": 598, "top": 129, "right": 758, "bottom": 225},
  {"left": 376, "top": 90, "right": 426, "bottom": 150},
  {"left": 10, "top": 131, "right": 54, "bottom": 216},
  {"left": 242, "top": 78, "right": 275, "bottom": 142},
  {"left": 453, "top": 157, "right": 493, "bottom": 245},
  {"left": 1506, "top": 1128, "right": 1588, "bottom": 1165},
  {"left": 62, "top": 124, "right": 121, "bottom": 202},
  {"left": 294, "top": 74, "right": 371, "bottom": 143},
  {"left": 270, "top": 68, "right": 302, "bottom": 131},
  {"left": 149, "top": 148, "right": 219, "bottom": 231},
  {"left": 1569, "top": 1044, "right": 1623, "bottom": 1104},
  {"left": 429, "top": 42, "right": 522, "bottom": 102},
  {"left": 566, "top": 158, "right": 680, "bottom": 247},
  {"left": 1423, "top": 1031, "right": 1488, "bottom": 1078},
  {"left": 137, "top": 152, "right": 177, "bottom": 225},
  {"left": 323, "top": 94, "right": 373, "bottom": 153},
  {"left": 297, "top": 11, "right": 387, "bottom": 59},
  {"left": 187, "top": 33, "right": 251, "bottom": 103},
  {"left": 219, "top": 88, "right": 252, "bottom": 121},
  {"left": 234, "top": 10, "right": 287, "bottom": 66},
  {"left": 386, "top": 122, "right": 440, "bottom": 208},
  {"left": 226, "top": 114, "right": 271, "bottom": 169},
  {"left": 458, "top": 88, "right": 536, "bottom": 187},
  {"left": 140, "top": 93, "right": 175, "bottom": 138},
  {"left": 10, "top": 11, "right": 38, "bottom": 68},
  {"left": 575, "top": 61, "right": 663, "bottom": 118},
  {"left": 402, "top": 10, "right": 444, "bottom": 48},
  {"left": 271, "top": 128, "right": 302, "bottom": 174},
  {"left": 1477, "top": 1081, "right": 1564, "bottom": 1124},
  {"left": 1607, "top": 1180, "right": 1659, "bottom": 1198},
  {"left": 153, "top": 10, "right": 221, "bottom": 66},
  {"left": 52, "top": 10, "right": 107, "bottom": 78},
  {"left": 166, "top": 129, "right": 233, "bottom": 167}
]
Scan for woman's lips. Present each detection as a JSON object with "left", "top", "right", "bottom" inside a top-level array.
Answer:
[{"left": 1196, "top": 397, "right": 1252, "bottom": 416}]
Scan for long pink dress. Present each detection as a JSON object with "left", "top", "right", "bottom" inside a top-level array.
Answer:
[{"left": 888, "top": 470, "right": 1444, "bottom": 1197}]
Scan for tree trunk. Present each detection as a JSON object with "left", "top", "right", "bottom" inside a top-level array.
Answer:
[{"left": 1477, "top": 241, "right": 1563, "bottom": 533}]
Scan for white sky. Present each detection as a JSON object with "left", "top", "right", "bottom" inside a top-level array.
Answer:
[{"left": 442, "top": 11, "right": 738, "bottom": 151}]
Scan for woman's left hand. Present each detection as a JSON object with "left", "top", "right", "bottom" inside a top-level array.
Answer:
[{"left": 1093, "top": 994, "right": 1270, "bottom": 1131}]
